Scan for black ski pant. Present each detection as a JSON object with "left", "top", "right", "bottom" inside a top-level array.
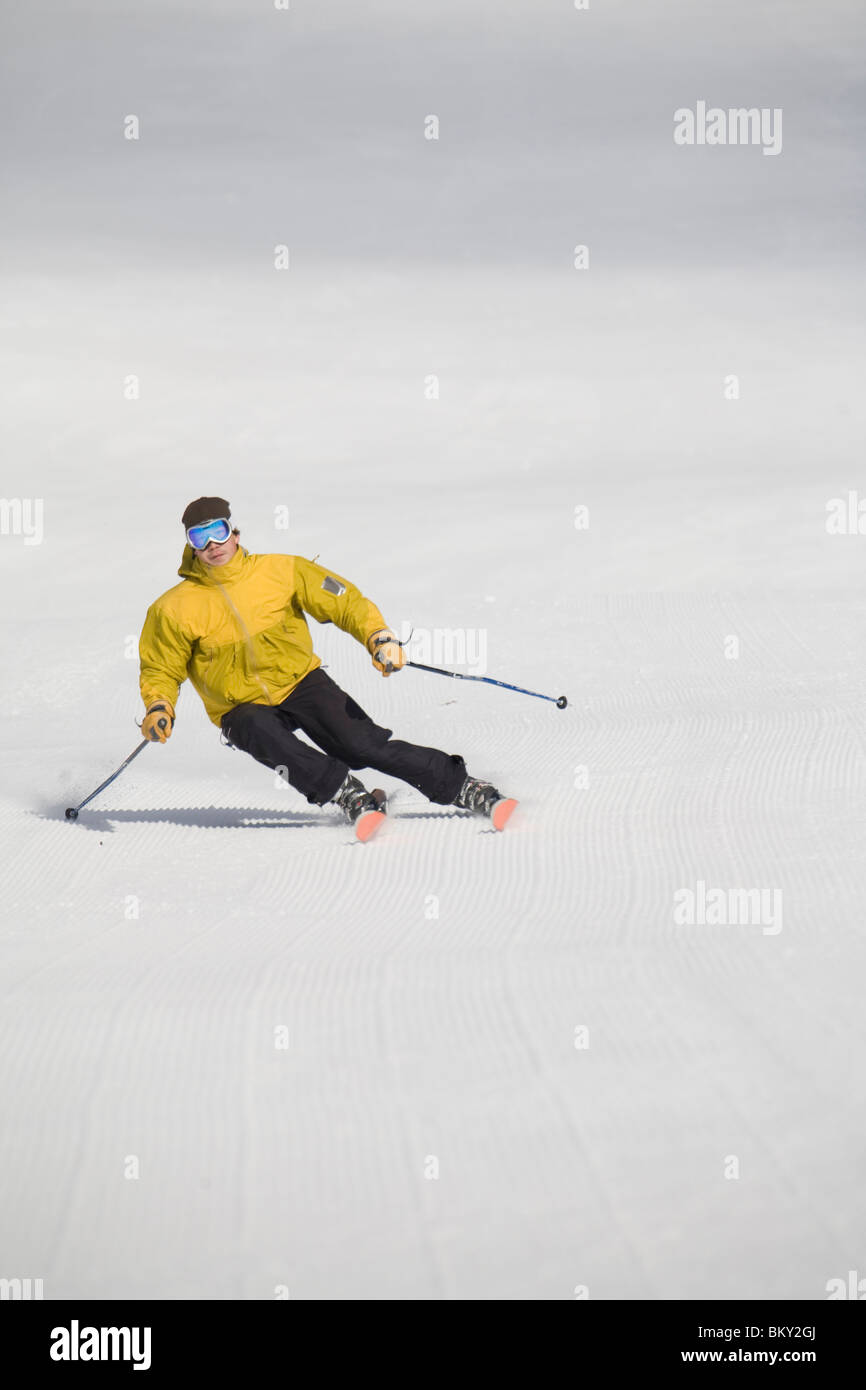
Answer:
[{"left": 221, "top": 667, "right": 467, "bottom": 806}]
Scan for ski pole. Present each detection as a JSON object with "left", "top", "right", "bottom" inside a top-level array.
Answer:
[
  {"left": 406, "top": 660, "right": 567, "bottom": 708},
  {"left": 64, "top": 737, "right": 153, "bottom": 820}
]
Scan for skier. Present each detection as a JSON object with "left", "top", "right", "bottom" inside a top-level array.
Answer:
[{"left": 137, "top": 498, "right": 517, "bottom": 839}]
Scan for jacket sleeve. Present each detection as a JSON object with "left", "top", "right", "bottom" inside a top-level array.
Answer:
[
  {"left": 139, "top": 603, "right": 193, "bottom": 711},
  {"left": 292, "top": 556, "right": 389, "bottom": 649}
]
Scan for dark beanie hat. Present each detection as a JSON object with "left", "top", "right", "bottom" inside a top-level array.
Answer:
[{"left": 181, "top": 497, "right": 231, "bottom": 529}]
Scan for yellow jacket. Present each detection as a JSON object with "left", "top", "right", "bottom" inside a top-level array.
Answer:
[{"left": 139, "top": 546, "right": 389, "bottom": 726}]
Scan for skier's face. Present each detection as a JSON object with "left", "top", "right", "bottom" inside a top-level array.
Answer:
[{"left": 197, "top": 530, "right": 239, "bottom": 567}]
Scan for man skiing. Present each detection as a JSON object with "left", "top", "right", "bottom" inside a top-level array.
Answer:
[{"left": 138, "top": 497, "right": 517, "bottom": 840}]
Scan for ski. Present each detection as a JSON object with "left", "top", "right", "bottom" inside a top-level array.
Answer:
[
  {"left": 355, "top": 788, "right": 387, "bottom": 842},
  {"left": 490, "top": 797, "right": 518, "bottom": 831},
  {"left": 354, "top": 790, "right": 517, "bottom": 839}
]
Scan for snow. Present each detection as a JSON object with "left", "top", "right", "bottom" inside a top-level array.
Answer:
[{"left": 2, "top": 0, "right": 865, "bottom": 1300}]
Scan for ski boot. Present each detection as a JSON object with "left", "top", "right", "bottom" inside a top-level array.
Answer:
[
  {"left": 452, "top": 775, "right": 517, "bottom": 831},
  {"left": 333, "top": 773, "right": 387, "bottom": 842}
]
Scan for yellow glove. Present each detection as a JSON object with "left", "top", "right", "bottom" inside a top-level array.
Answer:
[
  {"left": 367, "top": 628, "right": 406, "bottom": 677},
  {"left": 141, "top": 701, "right": 175, "bottom": 743}
]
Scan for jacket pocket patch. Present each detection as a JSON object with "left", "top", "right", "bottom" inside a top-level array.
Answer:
[{"left": 321, "top": 575, "right": 346, "bottom": 595}]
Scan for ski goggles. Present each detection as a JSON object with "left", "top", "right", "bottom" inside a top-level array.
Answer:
[{"left": 186, "top": 517, "right": 232, "bottom": 550}]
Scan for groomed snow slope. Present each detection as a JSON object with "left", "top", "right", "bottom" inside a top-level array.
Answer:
[
  {"left": 2, "top": 0, "right": 865, "bottom": 1300},
  {"left": 2, "top": 266, "right": 865, "bottom": 1299}
]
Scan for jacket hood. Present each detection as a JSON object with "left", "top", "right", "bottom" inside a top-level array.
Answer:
[{"left": 178, "top": 543, "right": 249, "bottom": 583}]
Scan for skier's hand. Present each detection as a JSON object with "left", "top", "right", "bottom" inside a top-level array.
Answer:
[
  {"left": 141, "top": 701, "right": 175, "bottom": 743},
  {"left": 367, "top": 628, "right": 406, "bottom": 677}
]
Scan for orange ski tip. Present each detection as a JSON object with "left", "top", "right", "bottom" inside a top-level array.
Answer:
[
  {"left": 356, "top": 809, "right": 386, "bottom": 843},
  {"left": 491, "top": 798, "right": 518, "bottom": 831}
]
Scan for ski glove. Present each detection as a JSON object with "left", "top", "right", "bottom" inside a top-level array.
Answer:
[
  {"left": 367, "top": 628, "right": 406, "bottom": 677},
  {"left": 141, "top": 701, "right": 175, "bottom": 743}
]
